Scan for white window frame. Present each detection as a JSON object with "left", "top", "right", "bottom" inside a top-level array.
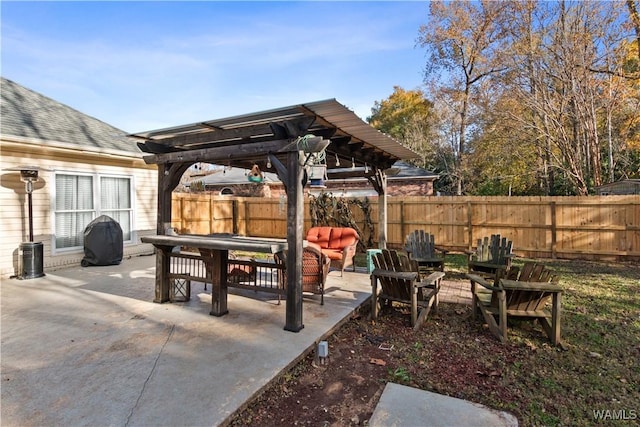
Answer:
[{"left": 51, "top": 171, "right": 135, "bottom": 254}]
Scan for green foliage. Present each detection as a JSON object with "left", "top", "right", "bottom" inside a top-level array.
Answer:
[
  {"left": 367, "top": 86, "right": 434, "bottom": 140},
  {"left": 190, "top": 180, "right": 205, "bottom": 192},
  {"left": 367, "top": 86, "right": 443, "bottom": 174},
  {"left": 389, "top": 367, "right": 411, "bottom": 384}
]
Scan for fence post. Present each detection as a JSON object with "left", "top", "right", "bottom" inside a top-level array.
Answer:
[
  {"left": 467, "top": 201, "right": 473, "bottom": 251},
  {"left": 232, "top": 199, "right": 239, "bottom": 235},
  {"left": 550, "top": 201, "right": 557, "bottom": 259},
  {"left": 244, "top": 199, "right": 249, "bottom": 236},
  {"left": 209, "top": 196, "right": 214, "bottom": 235},
  {"left": 399, "top": 201, "right": 405, "bottom": 244}
]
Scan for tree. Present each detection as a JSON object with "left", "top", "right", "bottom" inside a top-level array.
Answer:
[
  {"left": 466, "top": 84, "right": 541, "bottom": 195},
  {"left": 367, "top": 86, "right": 441, "bottom": 169},
  {"left": 368, "top": 87, "right": 461, "bottom": 193},
  {"left": 628, "top": 0, "right": 640, "bottom": 62},
  {"left": 505, "top": 1, "right": 634, "bottom": 194},
  {"left": 417, "top": 0, "right": 515, "bottom": 195}
]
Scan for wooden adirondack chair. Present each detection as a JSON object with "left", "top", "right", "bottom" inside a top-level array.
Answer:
[
  {"left": 371, "top": 249, "right": 445, "bottom": 330},
  {"left": 467, "top": 262, "right": 562, "bottom": 346},
  {"left": 404, "top": 230, "right": 447, "bottom": 273},
  {"left": 466, "top": 234, "right": 514, "bottom": 280}
]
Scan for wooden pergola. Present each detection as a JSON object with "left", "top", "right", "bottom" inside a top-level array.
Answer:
[{"left": 130, "top": 99, "right": 419, "bottom": 332}]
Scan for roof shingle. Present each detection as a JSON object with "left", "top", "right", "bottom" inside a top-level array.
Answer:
[{"left": 1, "top": 77, "right": 140, "bottom": 154}]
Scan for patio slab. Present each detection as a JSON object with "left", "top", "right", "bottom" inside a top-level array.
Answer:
[
  {"left": 0, "top": 254, "right": 371, "bottom": 426},
  {"left": 369, "top": 383, "right": 518, "bottom": 427}
]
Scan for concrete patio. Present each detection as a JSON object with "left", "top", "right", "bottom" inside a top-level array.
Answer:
[
  {"left": 1, "top": 254, "right": 516, "bottom": 426},
  {"left": 1, "top": 254, "right": 375, "bottom": 426}
]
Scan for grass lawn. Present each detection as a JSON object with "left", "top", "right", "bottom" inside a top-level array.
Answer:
[{"left": 409, "top": 254, "right": 640, "bottom": 425}]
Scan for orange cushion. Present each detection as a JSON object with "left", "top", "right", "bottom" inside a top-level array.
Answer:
[
  {"left": 306, "top": 227, "right": 332, "bottom": 249},
  {"left": 328, "top": 227, "right": 358, "bottom": 249}
]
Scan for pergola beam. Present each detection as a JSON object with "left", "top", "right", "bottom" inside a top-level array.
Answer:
[
  {"left": 142, "top": 117, "right": 316, "bottom": 149},
  {"left": 142, "top": 138, "right": 296, "bottom": 165}
]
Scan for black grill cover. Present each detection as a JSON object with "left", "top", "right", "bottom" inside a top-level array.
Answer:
[{"left": 81, "top": 215, "right": 123, "bottom": 267}]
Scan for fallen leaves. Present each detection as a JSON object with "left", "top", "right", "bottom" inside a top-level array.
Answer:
[{"left": 369, "top": 358, "right": 387, "bottom": 366}]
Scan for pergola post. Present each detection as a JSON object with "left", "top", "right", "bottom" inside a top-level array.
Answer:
[
  {"left": 155, "top": 164, "right": 171, "bottom": 302},
  {"left": 154, "top": 162, "right": 189, "bottom": 303},
  {"left": 284, "top": 150, "right": 304, "bottom": 332},
  {"left": 370, "top": 169, "right": 388, "bottom": 249}
]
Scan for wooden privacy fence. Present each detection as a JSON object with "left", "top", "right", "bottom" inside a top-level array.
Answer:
[{"left": 171, "top": 194, "right": 640, "bottom": 261}]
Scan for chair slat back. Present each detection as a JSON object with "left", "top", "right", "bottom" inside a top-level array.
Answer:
[
  {"left": 474, "top": 234, "right": 513, "bottom": 264},
  {"left": 373, "top": 249, "right": 417, "bottom": 302},
  {"left": 405, "top": 230, "right": 437, "bottom": 259},
  {"left": 496, "top": 262, "right": 557, "bottom": 311}
]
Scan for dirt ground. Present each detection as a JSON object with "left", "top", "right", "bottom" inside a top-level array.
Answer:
[
  {"left": 227, "top": 259, "right": 640, "bottom": 427},
  {"left": 227, "top": 301, "right": 523, "bottom": 427}
]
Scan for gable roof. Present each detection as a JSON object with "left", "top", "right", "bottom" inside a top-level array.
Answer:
[
  {"left": 391, "top": 161, "right": 438, "bottom": 179},
  {"left": 0, "top": 77, "right": 140, "bottom": 154}
]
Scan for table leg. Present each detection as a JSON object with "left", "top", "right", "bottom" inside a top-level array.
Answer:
[
  {"left": 200, "top": 248, "right": 229, "bottom": 316},
  {"left": 154, "top": 246, "right": 173, "bottom": 303}
]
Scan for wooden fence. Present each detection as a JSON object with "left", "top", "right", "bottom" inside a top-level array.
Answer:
[{"left": 171, "top": 194, "right": 640, "bottom": 261}]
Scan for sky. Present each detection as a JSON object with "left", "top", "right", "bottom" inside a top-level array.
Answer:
[{"left": 1, "top": 1, "right": 430, "bottom": 133}]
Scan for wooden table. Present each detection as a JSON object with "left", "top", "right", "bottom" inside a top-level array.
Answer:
[{"left": 141, "top": 234, "right": 287, "bottom": 316}]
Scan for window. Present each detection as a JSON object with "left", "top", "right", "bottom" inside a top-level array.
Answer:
[
  {"left": 54, "top": 173, "right": 133, "bottom": 250},
  {"left": 100, "top": 177, "right": 132, "bottom": 241}
]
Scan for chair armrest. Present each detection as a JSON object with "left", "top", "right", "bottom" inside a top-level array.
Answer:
[
  {"left": 466, "top": 273, "right": 501, "bottom": 291},
  {"left": 342, "top": 240, "right": 358, "bottom": 252},
  {"left": 417, "top": 271, "right": 445, "bottom": 288},
  {"left": 341, "top": 242, "right": 358, "bottom": 262},
  {"left": 306, "top": 241, "right": 323, "bottom": 251},
  {"left": 464, "top": 249, "right": 476, "bottom": 260},
  {"left": 304, "top": 244, "right": 323, "bottom": 257},
  {"left": 372, "top": 269, "right": 419, "bottom": 281},
  {"left": 342, "top": 242, "right": 358, "bottom": 253},
  {"left": 434, "top": 246, "right": 448, "bottom": 255},
  {"left": 500, "top": 279, "right": 561, "bottom": 293}
]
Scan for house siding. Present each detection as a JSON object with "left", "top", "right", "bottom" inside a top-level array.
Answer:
[
  {"left": 0, "top": 138, "right": 157, "bottom": 278},
  {"left": 595, "top": 180, "right": 640, "bottom": 195}
]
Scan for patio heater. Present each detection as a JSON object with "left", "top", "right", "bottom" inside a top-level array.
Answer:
[{"left": 5, "top": 166, "right": 46, "bottom": 279}]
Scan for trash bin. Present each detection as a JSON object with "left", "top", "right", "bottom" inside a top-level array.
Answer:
[{"left": 19, "top": 241, "right": 45, "bottom": 279}]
